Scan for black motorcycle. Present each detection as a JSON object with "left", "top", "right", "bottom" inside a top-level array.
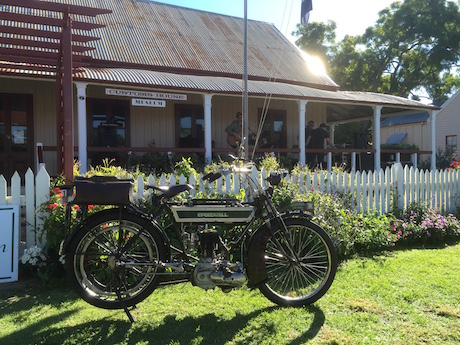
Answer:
[{"left": 60, "top": 155, "right": 337, "bottom": 321}]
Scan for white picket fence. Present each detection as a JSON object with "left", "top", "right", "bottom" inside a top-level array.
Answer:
[{"left": 1, "top": 164, "right": 460, "bottom": 251}]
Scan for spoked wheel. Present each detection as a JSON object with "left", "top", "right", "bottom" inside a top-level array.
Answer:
[
  {"left": 66, "top": 209, "right": 166, "bottom": 309},
  {"left": 258, "top": 217, "right": 337, "bottom": 307}
]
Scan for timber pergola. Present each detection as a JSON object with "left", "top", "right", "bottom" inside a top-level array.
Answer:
[{"left": 0, "top": 0, "right": 111, "bottom": 184}]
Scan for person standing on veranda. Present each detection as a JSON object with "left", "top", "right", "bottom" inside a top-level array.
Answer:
[{"left": 306, "top": 123, "right": 333, "bottom": 169}]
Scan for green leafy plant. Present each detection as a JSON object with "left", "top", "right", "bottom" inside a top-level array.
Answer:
[
  {"left": 258, "top": 153, "right": 280, "bottom": 172},
  {"left": 174, "top": 156, "right": 198, "bottom": 180}
]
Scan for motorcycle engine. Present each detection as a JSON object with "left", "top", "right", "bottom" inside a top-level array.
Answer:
[
  {"left": 192, "top": 229, "right": 246, "bottom": 291},
  {"left": 193, "top": 259, "right": 246, "bottom": 291}
]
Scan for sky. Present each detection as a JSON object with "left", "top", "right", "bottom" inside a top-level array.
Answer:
[{"left": 151, "top": 0, "right": 401, "bottom": 42}]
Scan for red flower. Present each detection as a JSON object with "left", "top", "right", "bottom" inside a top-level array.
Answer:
[
  {"left": 48, "top": 203, "right": 58, "bottom": 210},
  {"left": 88, "top": 205, "right": 95, "bottom": 210},
  {"left": 73, "top": 205, "right": 79, "bottom": 211},
  {"left": 53, "top": 187, "right": 61, "bottom": 195}
]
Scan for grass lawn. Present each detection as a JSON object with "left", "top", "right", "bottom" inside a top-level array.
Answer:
[{"left": 1, "top": 243, "right": 459, "bottom": 345}]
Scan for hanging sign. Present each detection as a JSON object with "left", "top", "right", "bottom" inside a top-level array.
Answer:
[
  {"left": 0, "top": 205, "right": 19, "bottom": 283},
  {"left": 106, "top": 88, "right": 187, "bottom": 101},
  {"left": 132, "top": 98, "right": 166, "bottom": 108}
]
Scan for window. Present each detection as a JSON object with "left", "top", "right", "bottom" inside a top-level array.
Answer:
[
  {"left": 88, "top": 99, "right": 129, "bottom": 148},
  {"left": 446, "top": 135, "right": 457, "bottom": 155},
  {"left": 175, "top": 104, "right": 204, "bottom": 148},
  {"left": 258, "top": 108, "right": 287, "bottom": 148},
  {"left": 87, "top": 99, "right": 130, "bottom": 166}
]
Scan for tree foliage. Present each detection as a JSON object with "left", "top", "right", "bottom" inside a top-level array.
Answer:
[{"left": 292, "top": 0, "right": 460, "bottom": 102}]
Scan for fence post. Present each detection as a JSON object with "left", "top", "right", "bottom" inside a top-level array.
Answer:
[
  {"left": 411, "top": 153, "right": 417, "bottom": 169},
  {"left": 0, "top": 175, "right": 6, "bottom": 205},
  {"left": 351, "top": 152, "right": 356, "bottom": 173},
  {"left": 137, "top": 175, "right": 144, "bottom": 200},
  {"left": 11, "top": 172, "right": 21, "bottom": 205},
  {"left": 25, "top": 169, "right": 35, "bottom": 249},
  {"left": 384, "top": 167, "right": 391, "bottom": 213},
  {"left": 35, "top": 167, "right": 50, "bottom": 248},
  {"left": 393, "top": 162, "right": 404, "bottom": 212}
]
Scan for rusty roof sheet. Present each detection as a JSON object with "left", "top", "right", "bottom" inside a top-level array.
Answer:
[{"left": 34, "top": 0, "right": 338, "bottom": 89}]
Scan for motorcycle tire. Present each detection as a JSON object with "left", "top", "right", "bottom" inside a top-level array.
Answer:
[
  {"left": 258, "top": 217, "right": 337, "bottom": 307},
  {"left": 66, "top": 209, "right": 167, "bottom": 309}
]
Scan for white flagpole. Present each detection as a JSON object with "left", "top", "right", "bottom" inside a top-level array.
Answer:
[{"left": 243, "top": 0, "right": 249, "bottom": 159}]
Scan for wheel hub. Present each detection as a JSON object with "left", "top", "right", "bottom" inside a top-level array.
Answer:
[{"left": 107, "top": 254, "right": 124, "bottom": 271}]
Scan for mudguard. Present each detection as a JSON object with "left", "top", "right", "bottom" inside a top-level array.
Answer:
[
  {"left": 60, "top": 208, "right": 170, "bottom": 257},
  {"left": 246, "top": 211, "right": 313, "bottom": 288}
]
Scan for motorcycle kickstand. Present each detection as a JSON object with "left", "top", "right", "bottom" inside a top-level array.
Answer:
[{"left": 115, "top": 285, "right": 135, "bottom": 323}]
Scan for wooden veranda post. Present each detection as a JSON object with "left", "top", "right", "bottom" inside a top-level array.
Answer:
[{"left": 56, "top": 7, "right": 75, "bottom": 185}]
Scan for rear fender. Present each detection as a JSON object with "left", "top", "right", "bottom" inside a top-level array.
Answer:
[{"left": 60, "top": 208, "right": 170, "bottom": 257}]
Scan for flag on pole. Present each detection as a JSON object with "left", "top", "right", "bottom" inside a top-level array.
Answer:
[{"left": 301, "top": 0, "right": 312, "bottom": 26}]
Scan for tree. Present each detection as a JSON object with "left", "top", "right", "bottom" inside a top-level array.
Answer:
[
  {"left": 292, "top": 0, "right": 460, "bottom": 102},
  {"left": 293, "top": 20, "right": 336, "bottom": 62}
]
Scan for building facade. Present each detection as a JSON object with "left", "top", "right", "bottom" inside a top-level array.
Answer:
[{"left": 0, "top": 0, "right": 438, "bottom": 180}]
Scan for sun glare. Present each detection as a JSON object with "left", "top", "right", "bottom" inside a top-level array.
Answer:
[{"left": 299, "top": 50, "right": 327, "bottom": 76}]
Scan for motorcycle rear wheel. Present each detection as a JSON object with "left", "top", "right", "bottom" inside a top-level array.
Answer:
[
  {"left": 258, "top": 218, "right": 337, "bottom": 307},
  {"left": 66, "top": 209, "right": 166, "bottom": 309}
]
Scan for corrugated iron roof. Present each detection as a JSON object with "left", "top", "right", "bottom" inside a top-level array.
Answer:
[
  {"left": 36, "top": 0, "right": 338, "bottom": 89},
  {"left": 0, "top": 0, "right": 440, "bottom": 123},
  {"left": 381, "top": 112, "right": 430, "bottom": 127}
]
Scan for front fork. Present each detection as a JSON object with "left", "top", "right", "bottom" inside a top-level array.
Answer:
[{"left": 260, "top": 196, "right": 301, "bottom": 262}]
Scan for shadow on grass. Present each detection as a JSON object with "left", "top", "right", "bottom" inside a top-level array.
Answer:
[
  {"left": 1, "top": 302, "right": 325, "bottom": 345},
  {"left": 134, "top": 304, "right": 325, "bottom": 345}
]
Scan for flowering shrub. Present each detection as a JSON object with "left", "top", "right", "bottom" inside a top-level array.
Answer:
[
  {"left": 420, "top": 209, "right": 460, "bottom": 241},
  {"left": 30, "top": 183, "right": 77, "bottom": 282},
  {"left": 303, "top": 190, "right": 393, "bottom": 258},
  {"left": 389, "top": 203, "right": 460, "bottom": 246},
  {"left": 21, "top": 245, "right": 47, "bottom": 268},
  {"left": 448, "top": 158, "right": 460, "bottom": 171},
  {"left": 20, "top": 245, "right": 65, "bottom": 283}
]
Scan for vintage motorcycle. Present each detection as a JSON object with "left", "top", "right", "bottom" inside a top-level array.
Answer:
[{"left": 60, "top": 154, "right": 337, "bottom": 321}]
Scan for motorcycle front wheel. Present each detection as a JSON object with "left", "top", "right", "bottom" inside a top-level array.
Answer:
[
  {"left": 258, "top": 217, "right": 337, "bottom": 307},
  {"left": 66, "top": 209, "right": 166, "bottom": 309}
]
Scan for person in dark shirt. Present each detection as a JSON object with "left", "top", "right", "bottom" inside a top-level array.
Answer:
[
  {"left": 225, "top": 111, "right": 243, "bottom": 147},
  {"left": 306, "top": 123, "right": 333, "bottom": 169},
  {"left": 305, "top": 120, "right": 315, "bottom": 139},
  {"left": 305, "top": 120, "right": 315, "bottom": 166}
]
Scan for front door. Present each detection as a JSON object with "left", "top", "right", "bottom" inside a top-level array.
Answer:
[{"left": 0, "top": 94, "right": 34, "bottom": 180}]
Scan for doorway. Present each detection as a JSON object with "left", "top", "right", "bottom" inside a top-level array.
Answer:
[{"left": 0, "top": 94, "right": 34, "bottom": 180}]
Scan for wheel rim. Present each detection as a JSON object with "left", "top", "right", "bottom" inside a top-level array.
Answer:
[
  {"left": 264, "top": 224, "right": 333, "bottom": 301},
  {"left": 73, "top": 220, "right": 159, "bottom": 302}
]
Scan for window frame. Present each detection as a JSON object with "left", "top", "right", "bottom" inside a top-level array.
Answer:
[
  {"left": 174, "top": 104, "right": 204, "bottom": 148},
  {"left": 446, "top": 135, "right": 457, "bottom": 155},
  {"left": 258, "top": 108, "right": 287, "bottom": 148},
  {"left": 86, "top": 98, "right": 130, "bottom": 148}
]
